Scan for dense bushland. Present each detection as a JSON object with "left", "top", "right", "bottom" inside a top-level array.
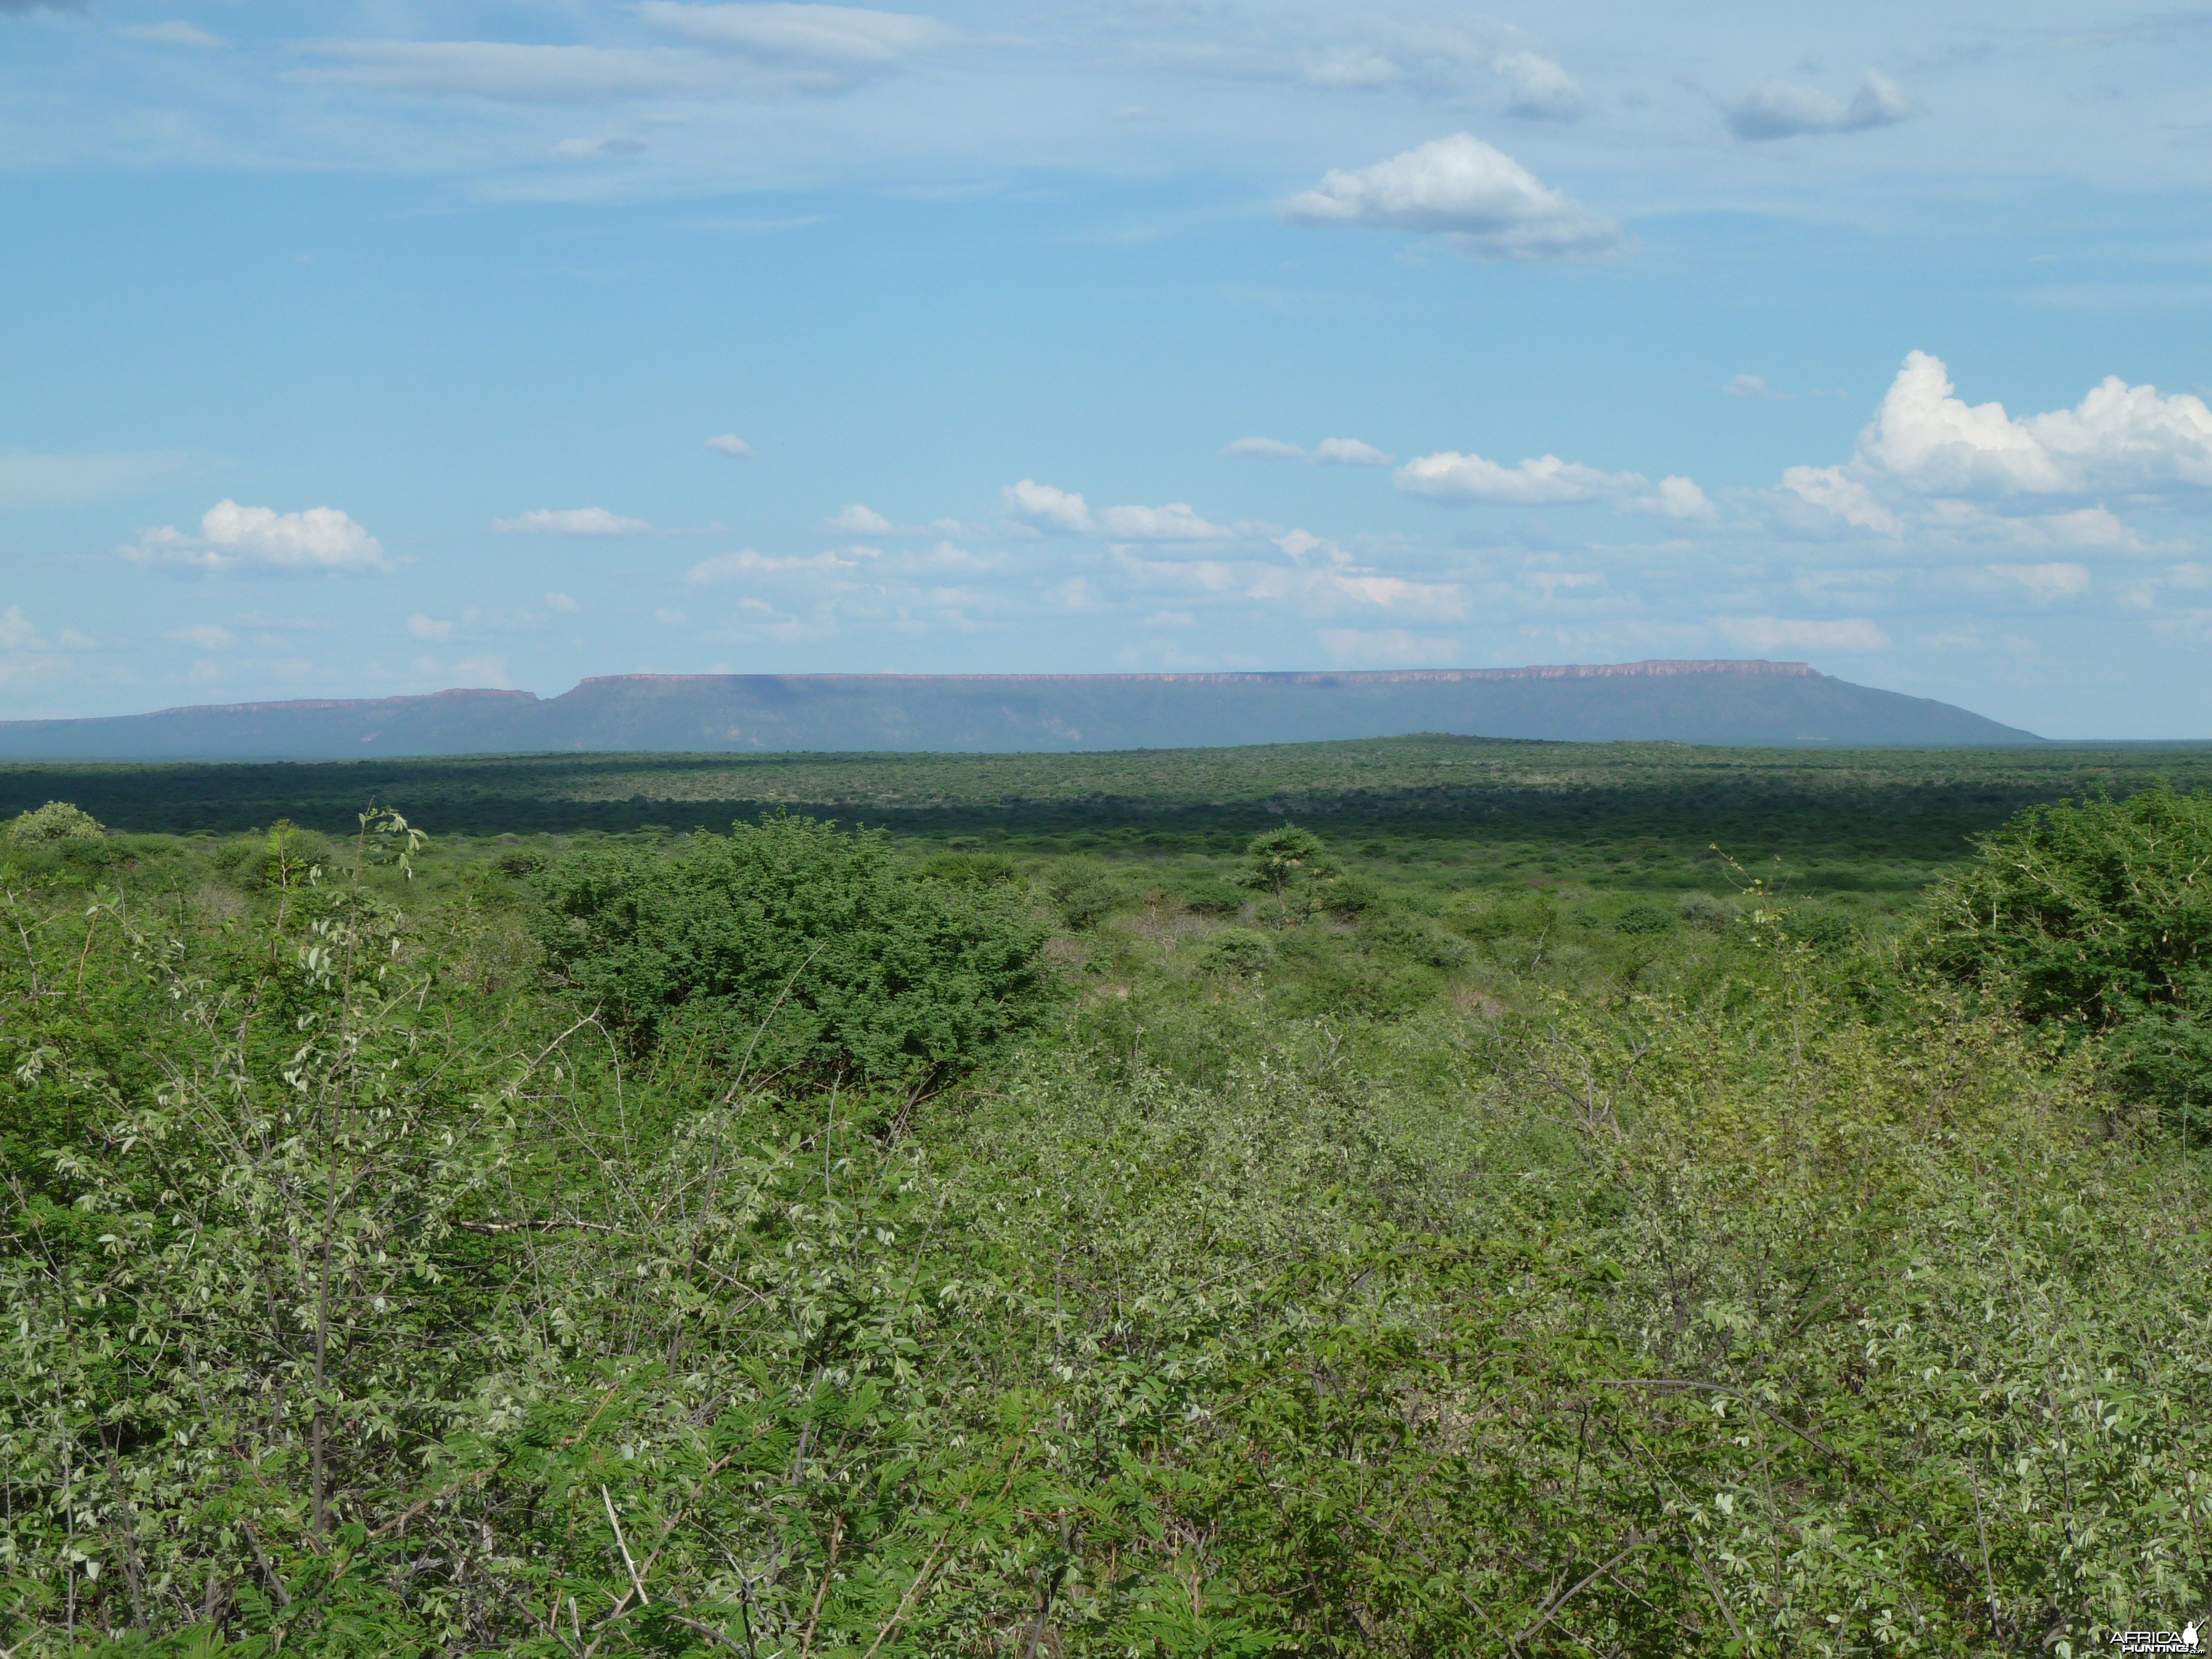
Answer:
[
  {"left": 0, "top": 802, "right": 2205, "bottom": 1656},
  {"left": 1916, "top": 783, "right": 2212, "bottom": 1127}
]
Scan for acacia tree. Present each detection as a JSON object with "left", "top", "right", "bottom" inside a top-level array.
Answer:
[{"left": 1234, "top": 826, "right": 1335, "bottom": 927}]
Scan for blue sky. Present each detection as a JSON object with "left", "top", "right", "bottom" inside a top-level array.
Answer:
[{"left": 4, "top": 2, "right": 2211, "bottom": 737}]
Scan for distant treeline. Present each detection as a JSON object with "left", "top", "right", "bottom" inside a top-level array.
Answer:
[{"left": 3, "top": 737, "right": 2208, "bottom": 870}]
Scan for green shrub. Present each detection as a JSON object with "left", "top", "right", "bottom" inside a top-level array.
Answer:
[
  {"left": 1676, "top": 889, "right": 1734, "bottom": 931},
  {"left": 1317, "top": 872, "right": 1386, "bottom": 918},
  {"left": 1917, "top": 784, "right": 2212, "bottom": 1028},
  {"left": 1456, "top": 892, "right": 1556, "bottom": 941},
  {"left": 1201, "top": 927, "right": 1274, "bottom": 978},
  {"left": 533, "top": 813, "right": 1056, "bottom": 1094},
  {"left": 1366, "top": 910, "right": 1470, "bottom": 968},
  {"left": 1171, "top": 872, "right": 1248, "bottom": 916},
  {"left": 3, "top": 800, "right": 102, "bottom": 845},
  {"left": 920, "top": 850, "right": 1020, "bottom": 888},
  {"left": 1046, "top": 859, "right": 1121, "bottom": 931},
  {"left": 493, "top": 846, "right": 549, "bottom": 877},
  {"left": 1611, "top": 900, "right": 1677, "bottom": 936}
]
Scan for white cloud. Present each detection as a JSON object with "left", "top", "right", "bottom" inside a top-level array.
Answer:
[
  {"left": 1857, "top": 350, "right": 2212, "bottom": 497},
  {"left": 1326, "top": 573, "right": 1462, "bottom": 614},
  {"left": 1316, "top": 627, "right": 1454, "bottom": 664},
  {"left": 2037, "top": 507, "right": 2140, "bottom": 549},
  {"left": 407, "top": 614, "right": 456, "bottom": 640},
  {"left": 1779, "top": 465, "right": 1903, "bottom": 535},
  {"left": 686, "top": 546, "right": 872, "bottom": 583},
  {"left": 828, "top": 503, "right": 894, "bottom": 533},
  {"left": 1989, "top": 562, "right": 2091, "bottom": 600},
  {"left": 1724, "top": 373, "right": 1777, "bottom": 399},
  {"left": 0, "top": 608, "right": 37, "bottom": 652},
  {"left": 1395, "top": 448, "right": 1644, "bottom": 504},
  {"left": 1098, "top": 502, "right": 1237, "bottom": 540},
  {"left": 492, "top": 507, "right": 651, "bottom": 534},
  {"left": 126, "top": 499, "right": 393, "bottom": 575},
  {"left": 1280, "top": 134, "right": 1620, "bottom": 262},
  {"left": 164, "top": 624, "right": 235, "bottom": 649},
  {"left": 1726, "top": 71, "right": 1913, "bottom": 140},
  {"left": 1276, "top": 529, "right": 1348, "bottom": 565},
  {"left": 1716, "top": 616, "right": 1891, "bottom": 652},
  {"left": 654, "top": 607, "right": 687, "bottom": 625},
  {"left": 1225, "top": 436, "right": 1391, "bottom": 466},
  {"left": 552, "top": 134, "right": 646, "bottom": 160},
  {"left": 1310, "top": 436, "right": 1393, "bottom": 467},
  {"left": 297, "top": 42, "right": 728, "bottom": 103},
  {"left": 0, "top": 450, "right": 195, "bottom": 508},
  {"left": 635, "top": 3, "right": 955, "bottom": 77},
  {"left": 451, "top": 654, "right": 513, "bottom": 686},
  {"left": 116, "top": 21, "right": 227, "bottom": 48},
  {"left": 545, "top": 591, "right": 581, "bottom": 612},
  {"left": 706, "top": 434, "right": 755, "bottom": 459},
  {"left": 1225, "top": 436, "right": 1306, "bottom": 459},
  {"left": 1001, "top": 478, "right": 1094, "bottom": 532},
  {"left": 1494, "top": 52, "right": 1584, "bottom": 120},
  {"left": 1625, "top": 475, "right": 1716, "bottom": 519}
]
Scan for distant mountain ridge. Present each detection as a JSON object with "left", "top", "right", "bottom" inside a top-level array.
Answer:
[{"left": 0, "top": 661, "right": 2039, "bottom": 759}]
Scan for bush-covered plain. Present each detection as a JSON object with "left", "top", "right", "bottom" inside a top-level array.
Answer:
[{"left": 1, "top": 756, "right": 2208, "bottom": 1657}]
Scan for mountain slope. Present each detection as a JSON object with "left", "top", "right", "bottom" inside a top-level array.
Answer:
[{"left": 0, "top": 662, "right": 2039, "bottom": 759}]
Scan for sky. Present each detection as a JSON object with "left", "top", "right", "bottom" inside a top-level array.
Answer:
[{"left": 3, "top": 2, "right": 2211, "bottom": 737}]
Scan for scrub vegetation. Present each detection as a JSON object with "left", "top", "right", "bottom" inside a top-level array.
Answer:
[{"left": 1, "top": 744, "right": 2207, "bottom": 1657}]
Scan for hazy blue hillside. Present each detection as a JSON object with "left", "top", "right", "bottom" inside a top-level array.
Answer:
[{"left": 0, "top": 661, "right": 2037, "bottom": 759}]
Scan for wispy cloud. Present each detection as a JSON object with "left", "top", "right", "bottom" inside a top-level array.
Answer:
[{"left": 492, "top": 507, "right": 652, "bottom": 534}]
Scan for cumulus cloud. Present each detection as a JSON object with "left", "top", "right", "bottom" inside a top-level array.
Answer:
[
  {"left": 1857, "top": 350, "right": 2212, "bottom": 496},
  {"left": 1098, "top": 502, "right": 1237, "bottom": 540},
  {"left": 1716, "top": 616, "right": 1891, "bottom": 652},
  {"left": 545, "top": 591, "right": 581, "bottom": 612},
  {"left": 1494, "top": 51, "right": 1584, "bottom": 120},
  {"left": 1625, "top": 476, "right": 1717, "bottom": 519},
  {"left": 407, "top": 614, "right": 456, "bottom": 640},
  {"left": 1989, "top": 562, "right": 2091, "bottom": 600},
  {"left": 1001, "top": 479, "right": 1093, "bottom": 532},
  {"left": 1395, "top": 448, "right": 1644, "bottom": 504},
  {"left": 126, "top": 500, "right": 393, "bottom": 575},
  {"left": 1780, "top": 465, "right": 1903, "bottom": 534},
  {"left": 1311, "top": 437, "right": 1394, "bottom": 467},
  {"left": 828, "top": 503, "right": 893, "bottom": 533},
  {"left": 1725, "top": 71, "right": 1913, "bottom": 140},
  {"left": 1276, "top": 529, "right": 1348, "bottom": 565},
  {"left": 1280, "top": 134, "right": 1620, "bottom": 262},
  {"left": 493, "top": 507, "right": 651, "bottom": 534},
  {"left": 1777, "top": 351, "right": 2212, "bottom": 550},
  {"left": 705, "top": 434, "right": 755, "bottom": 459}
]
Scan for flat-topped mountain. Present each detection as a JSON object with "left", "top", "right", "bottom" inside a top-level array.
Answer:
[{"left": 0, "top": 661, "right": 2038, "bottom": 759}]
